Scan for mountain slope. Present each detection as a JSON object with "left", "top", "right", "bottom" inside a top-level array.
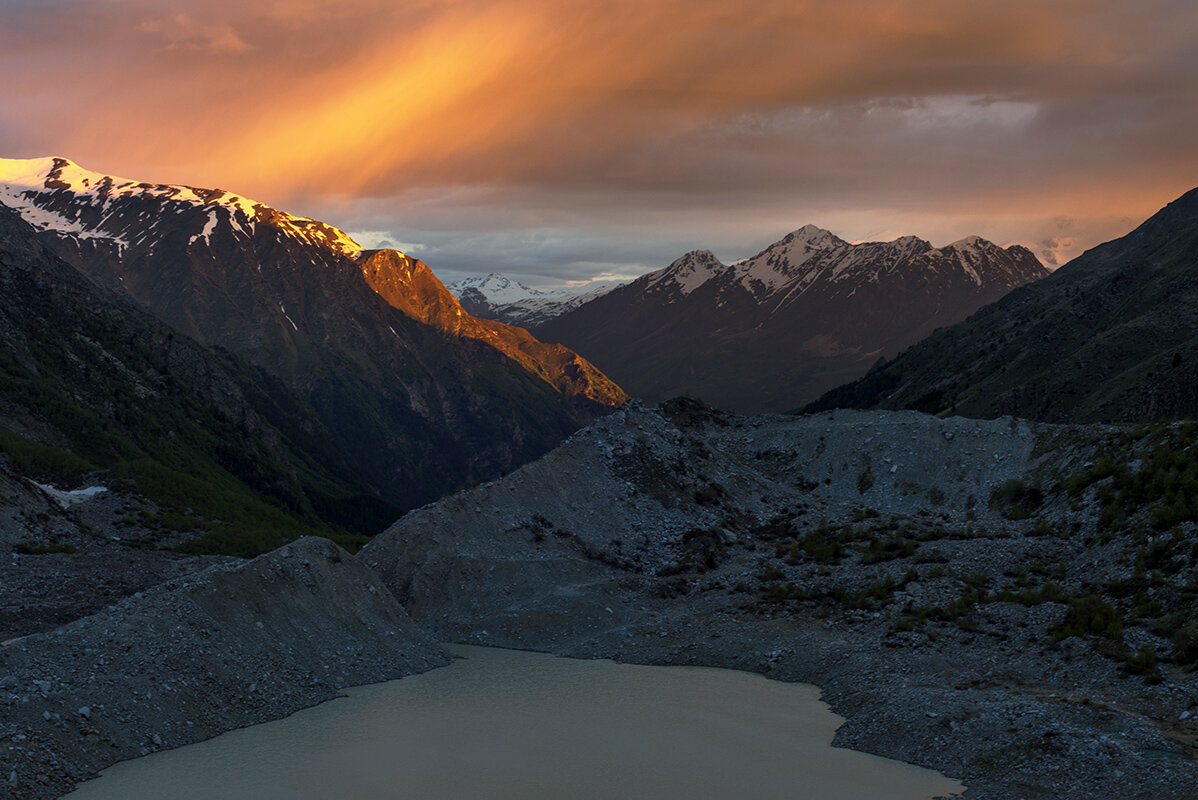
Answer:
[
  {"left": 807, "top": 188, "right": 1198, "bottom": 422},
  {"left": 0, "top": 157, "right": 625, "bottom": 508},
  {"left": 448, "top": 273, "right": 620, "bottom": 328},
  {"left": 537, "top": 227, "right": 1047, "bottom": 413},
  {"left": 0, "top": 202, "right": 402, "bottom": 555},
  {"left": 361, "top": 254, "right": 625, "bottom": 407}
]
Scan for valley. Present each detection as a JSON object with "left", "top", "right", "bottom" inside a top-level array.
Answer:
[
  {"left": 0, "top": 159, "right": 1194, "bottom": 800},
  {"left": 3, "top": 401, "right": 1197, "bottom": 798}
]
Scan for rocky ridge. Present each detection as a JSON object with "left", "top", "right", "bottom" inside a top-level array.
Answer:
[{"left": 808, "top": 186, "right": 1198, "bottom": 422}]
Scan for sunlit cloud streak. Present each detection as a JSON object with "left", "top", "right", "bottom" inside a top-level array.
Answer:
[{"left": 1, "top": 0, "right": 1196, "bottom": 281}]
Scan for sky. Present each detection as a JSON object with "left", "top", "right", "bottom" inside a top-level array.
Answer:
[{"left": 2, "top": 0, "right": 1197, "bottom": 288}]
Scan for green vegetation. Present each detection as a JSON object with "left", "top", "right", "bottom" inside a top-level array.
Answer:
[
  {"left": 1051, "top": 595, "right": 1124, "bottom": 642},
  {"left": 0, "top": 285, "right": 396, "bottom": 557},
  {"left": 0, "top": 428, "right": 94, "bottom": 482},
  {"left": 1124, "top": 645, "right": 1161, "bottom": 680},
  {"left": 860, "top": 534, "right": 919, "bottom": 564},
  {"left": 1170, "top": 622, "right": 1198, "bottom": 666}
]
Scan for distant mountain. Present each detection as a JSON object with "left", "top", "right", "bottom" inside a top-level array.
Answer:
[
  {"left": 807, "top": 188, "right": 1198, "bottom": 422},
  {"left": 0, "top": 157, "right": 625, "bottom": 510},
  {"left": 536, "top": 225, "right": 1047, "bottom": 413},
  {"left": 448, "top": 273, "right": 621, "bottom": 328}
]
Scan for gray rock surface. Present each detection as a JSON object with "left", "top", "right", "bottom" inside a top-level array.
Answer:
[
  {"left": 362, "top": 402, "right": 1198, "bottom": 800},
  {"left": 0, "top": 537, "right": 449, "bottom": 799}
]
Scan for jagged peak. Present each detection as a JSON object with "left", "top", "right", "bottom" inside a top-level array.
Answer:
[
  {"left": 782, "top": 223, "right": 842, "bottom": 245},
  {"left": 670, "top": 248, "right": 723, "bottom": 267},
  {"left": 642, "top": 249, "right": 727, "bottom": 296},
  {"left": 945, "top": 234, "right": 991, "bottom": 251},
  {"left": 448, "top": 272, "right": 546, "bottom": 303},
  {"left": 752, "top": 224, "right": 851, "bottom": 266},
  {"left": 891, "top": 234, "right": 931, "bottom": 250}
]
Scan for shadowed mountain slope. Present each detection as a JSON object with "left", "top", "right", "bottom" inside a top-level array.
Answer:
[
  {"left": 807, "top": 188, "right": 1198, "bottom": 422},
  {"left": 537, "top": 227, "right": 1046, "bottom": 413},
  {"left": 0, "top": 202, "right": 405, "bottom": 554}
]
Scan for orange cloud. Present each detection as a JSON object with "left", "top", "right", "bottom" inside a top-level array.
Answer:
[
  {"left": 1, "top": 0, "right": 1196, "bottom": 278},
  {"left": 137, "top": 14, "right": 254, "bottom": 54}
]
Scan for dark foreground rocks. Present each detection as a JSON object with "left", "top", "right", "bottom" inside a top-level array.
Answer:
[{"left": 0, "top": 537, "right": 450, "bottom": 799}]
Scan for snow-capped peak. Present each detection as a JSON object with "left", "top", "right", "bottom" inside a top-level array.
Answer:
[
  {"left": 931, "top": 236, "right": 999, "bottom": 285},
  {"left": 646, "top": 249, "right": 727, "bottom": 295},
  {"left": 0, "top": 156, "right": 363, "bottom": 258},
  {"left": 449, "top": 273, "right": 546, "bottom": 304},
  {"left": 446, "top": 272, "right": 623, "bottom": 328},
  {"left": 0, "top": 156, "right": 66, "bottom": 189},
  {"left": 735, "top": 225, "right": 851, "bottom": 296},
  {"left": 946, "top": 235, "right": 988, "bottom": 251},
  {"left": 782, "top": 224, "right": 842, "bottom": 247}
]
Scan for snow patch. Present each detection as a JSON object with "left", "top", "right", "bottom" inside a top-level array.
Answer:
[
  {"left": 33, "top": 482, "right": 108, "bottom": 509},
  {"left": 447, "top": 273, "right": 623, "bottom": 323},
  {"left": 189, "top": 211, "right": 219, "bottom": 247},
  {"left": 449, "top": 273, "right": 545, "bottom": 304}
]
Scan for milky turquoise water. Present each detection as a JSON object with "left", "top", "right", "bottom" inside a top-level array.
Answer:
[{"left": 69, "top": 645, "right": 963, "bottom": 800}]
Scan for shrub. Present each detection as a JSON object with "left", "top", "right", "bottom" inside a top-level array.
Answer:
[
  {"left": 1052, "top": 595, "right": 1123, "bottom": 641},
  {"left": 989, "top": 479, "right": 1044, "bottom": 520},
  {"left": 1171, "top": 622, "right": 1198, "bottom": 666},
  {"left": 1124, "top": 645, "right": 1161, "bottom": 681}
]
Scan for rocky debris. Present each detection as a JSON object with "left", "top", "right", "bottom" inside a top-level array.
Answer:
[
  {"left": 363, "top": 401, "right": 1198, "bottom": 800},
  {"left": 0, "top": 537, "right": 450, "bottom": 799},
  {"left": 0, "top": 468, "right": 238, "bottom": 642},
  {"left": 0, "top": 462, "right": 83, "bottom": 553}
]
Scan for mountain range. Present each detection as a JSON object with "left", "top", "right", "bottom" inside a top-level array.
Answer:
[
  {"left": 808, "top": 187, "right": 1198, "bottom": 422},
  {"left": 448, "top": 273, "right": 621, "bottom": 328},
  {"left": 0, "top": 157, "right": 625, "bottom": 534},
  {"left": 534, "top": 225, "right": 1048, "bottom": 413}
]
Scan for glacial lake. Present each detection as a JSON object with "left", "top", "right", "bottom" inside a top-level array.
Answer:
[{"left": 69, "top": 645, "right": 964, "bottom": 799}]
